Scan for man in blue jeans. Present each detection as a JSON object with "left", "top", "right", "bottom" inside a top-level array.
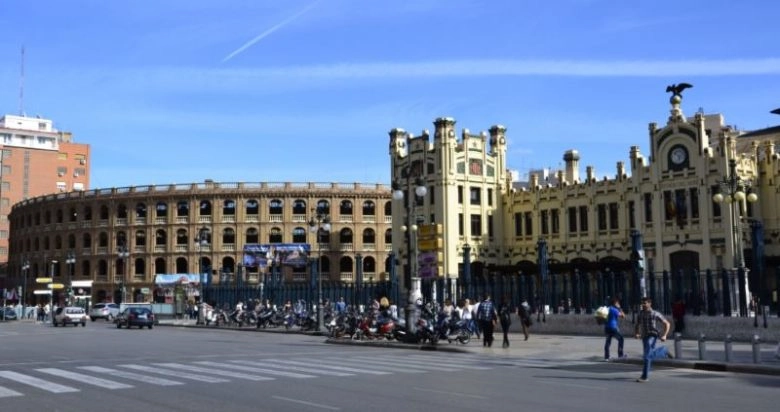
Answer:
[
  {"left": 604, "top": 297, "right": 626, "bottom": 361},
  {"left": 634, "top": 297, "right": 671, "bottom": 382}
]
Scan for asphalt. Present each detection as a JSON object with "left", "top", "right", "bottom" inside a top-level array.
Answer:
[{"left": 150, "top": 317, "right": 780, "bottom": 377}]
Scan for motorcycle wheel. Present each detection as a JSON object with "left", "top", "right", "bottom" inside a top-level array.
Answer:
[{"left": 457, "top": 330, "right": 471, "bottom": 345}]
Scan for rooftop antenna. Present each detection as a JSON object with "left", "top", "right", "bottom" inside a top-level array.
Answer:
[{"left": 19, "top": 46, "right": 25, "bottom": 116}]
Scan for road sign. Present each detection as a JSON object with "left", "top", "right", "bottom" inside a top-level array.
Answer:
[
  {"left": 36, "top": 277, "right": 53, "bottom": 283},
  {"left": 47, "top": 283, "right": 65, "bottom": 289}
]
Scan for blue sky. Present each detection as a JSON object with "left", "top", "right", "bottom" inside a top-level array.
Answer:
[{"left": 1, "top": 0, "right": 779, "bottom": 189}]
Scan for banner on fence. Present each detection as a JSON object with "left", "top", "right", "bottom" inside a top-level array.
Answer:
[
  {"left": 243, "top": 243, "right": 311, "bottom": 268},
  {"left": 154, "top": 274, "right": 201, "bottom": 285}
]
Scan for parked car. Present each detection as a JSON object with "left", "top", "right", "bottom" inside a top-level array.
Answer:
[
  {"left": 90, "top": 303, "right": 120, "bottom": 321},
  {"left": 53, "top": 306, "right": 88, "bottom": 327},
  {"left": 115, "top": 307, "right": 155, "bottom": 329},
  {"left": 0, "top": 307, "right": 18, "bottom": 320}
]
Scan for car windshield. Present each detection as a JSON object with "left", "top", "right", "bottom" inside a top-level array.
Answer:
[{"left": 66, "top": 308, "right": 84, "bottom": 314}]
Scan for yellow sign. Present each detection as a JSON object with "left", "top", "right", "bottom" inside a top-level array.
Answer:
[
  {"left": 418, "top": 238, "right": 443, "bottom": 251},
  {"left": 47, "top": 283, "right": 65, "bottom": 289},
  {"left": 419, "top": 223, "right": 443, "bottom": 237},
  {"left": 36, "top": 277, "right": 53, "bottom": 283}
]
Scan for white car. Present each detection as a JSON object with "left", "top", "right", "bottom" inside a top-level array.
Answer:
[
  {"left": 53, "top": 307, "right": 88, "bottom": 327},
  {"left": 90, "top": 303, "right": 120, "bottom": 321}
]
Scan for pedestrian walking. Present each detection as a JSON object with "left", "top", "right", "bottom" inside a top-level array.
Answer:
[
  {"left": 634, "top": 297, "right": 671, "bottom": 382},
  {"left": 498, "top": 297, "right": 512, "bottom": 348},
  {"left": 517, "top": 300, "right": 531, "bottom": 341},
  {"left": 604, "top": 297, "right": 626, "bottom": 361},
  {"left": 476, "top": 293, "right": 497, "bottom": 347},
  {"left": 672, "top": 298, "right": 686, "bottom": 334}
]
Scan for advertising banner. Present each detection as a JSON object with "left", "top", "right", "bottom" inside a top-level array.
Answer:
[{"left": 243, "top": 243, "right": 311, "bottom": 268}]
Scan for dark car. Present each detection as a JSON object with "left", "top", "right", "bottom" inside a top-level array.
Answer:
[
  {"left": 115, "top": 307, "right": 155, "bottom": 329},
  {"left": 0, "top": 307, "right": 18, "bottom": 320}
]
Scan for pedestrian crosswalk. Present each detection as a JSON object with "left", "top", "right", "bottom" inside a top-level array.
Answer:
[{"left": 0, "top": 353, "right": 574, "bottom": 398}]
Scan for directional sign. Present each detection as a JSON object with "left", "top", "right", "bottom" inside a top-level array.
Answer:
[
  {"left": 47, "top": 283, "right": 65, "bottom": 289},
  {"left": 36, "top": 277, "right": 53, "bottom": 284}
]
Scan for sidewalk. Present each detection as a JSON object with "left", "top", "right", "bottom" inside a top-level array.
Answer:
[{"left": 156, "top": 318, "right": 780, "bottom": 377}]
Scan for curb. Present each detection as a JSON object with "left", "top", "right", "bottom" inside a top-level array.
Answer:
[
  {"left": 324, "top": 337, "right": 471, "bottom": 353},
  {"left": 611, "top": 358, "right": 780, "bottom": 377}
]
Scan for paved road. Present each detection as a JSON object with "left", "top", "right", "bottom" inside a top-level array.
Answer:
[{"left": 0, "top": 321, "right": 778, "bottom": 411}]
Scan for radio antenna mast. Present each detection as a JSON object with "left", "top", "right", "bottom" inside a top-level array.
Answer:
[{"left": 19, "top": 46, "right": 25, "bottom": 116}]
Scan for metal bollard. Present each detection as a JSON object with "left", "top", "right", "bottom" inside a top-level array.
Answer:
[
  {"left": 724, "top": 334, "right": 733, "bottom": 362},
  {"left": 698, "top": 333, "right": 707, "bottom": 360},
  {"left": 752, "top": 334, "right": 761, "bottom": 364},
  {"left": 674, "top": 332, "right": 683, "bottom": 360}
]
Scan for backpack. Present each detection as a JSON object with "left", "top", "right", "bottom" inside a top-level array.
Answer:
[{"left": 499, "top": 306, "right": 511, "bottom": 324}]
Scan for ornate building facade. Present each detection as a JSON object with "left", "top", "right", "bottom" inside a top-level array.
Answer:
[
  {"left": 390, "top": 91, "right": 779, "bottom": 309},
  {"left": 7, "top": 181, "right": 393, "bottom": 304}
]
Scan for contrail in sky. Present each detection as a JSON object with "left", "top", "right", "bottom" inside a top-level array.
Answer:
[{"left": 222, "top": 0, "right": 322, "bottom": 63}]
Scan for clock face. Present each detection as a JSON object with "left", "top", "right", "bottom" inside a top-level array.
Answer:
[{"left": 670, "top": 147, "right": 687, "bottom": 165}]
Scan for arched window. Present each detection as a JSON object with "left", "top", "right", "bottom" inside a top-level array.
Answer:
[
  {"left": 136, "top": 203, "right": 147, "bottom": 218},
  {"left": 69, "top": 207, "right": 78, "bottom": 222},
  {"left": 98, "top": 260, "right": 108, "bottom": 277},
  {"left": 319, "top": 256, "right": 331, "bottom": 276},
  {"left": 56, "top": 209, "right": 63, "bottom": 223},
  {"left": 362, "top": 200, "right": 375, "bottom": 216},
  {"left": 34, "top": 238, "right": 39, "bottom": 251},
  {"left": 43, "top": 236, "right": 50, "bottom": 250},
  {"left": 54, "top": 235, "right": 62, "bottom": 250},
  {"left": 316, "top": 200, "right": 330, "bottom": 215},
  {"left": 292, "top": 227, "right": 306, "bottom": 243},
  {"left": 362, "top": 228, "right": 375, "bottom": 244},
  {"left": 135, "top": 230, "right": 146, "bottom": 247},
  {"left": 199, "top": 200, "right": 212, "bottom": 216},
  {"left": 98, "top": 232, "right": 108, "bottom": 247},
  {"left": 134, "top": 258, "right": 145, "bottom": 277},
  {"left": 223, "top": 228, "right": 235, "bottom": 244},
  {"left": 246, "top": 228, "right": 259, "bottom": 243},
  {"left": 117, "top": 204, "right": 128, "bottom": 219},
  {"left": 292, "top": 199, "right": 307, "bottom": 215},
  {"left": 68, "top": 234, "right": 76, "bottom": 249},
  {"left": 156, "top": 202, "right": 168, "bottom": 218},
  {"left": 177, "top": 200, "right": 189, "bottom": 217},
  {"left": 155, "top": 258, "right": 166, "bottom": 274},
  {"left": 116, "top": 231, "right": 127, "bottom": 247},
  {"left": 175, "top": 257, "right": 188, "bottom": 274},
  {"left": 99, "top": 205, "right": 109, "bottom": 220},
  {"left": 81, "top": 260, "right": 91, "bottom": 278},
  {"left": 223, "top": 199, "right": 236, "bottom": 216},
  {"left": 363, "top": 256, "right": 376, "bottom": 273},
  {"left": 176, "top": 229, "right": 188, "bottom": 245},
  {"left": 35, "top": 212, "right": 40, "bottom": 225},
  {"left": 83, "top": 205, "right": 92, "bottom": 221},
  {"left": 339, "top": 256, "right": 354, "bottom": 273},
  {"left": 82, "top": 233, "right": 92, "bottom": 248},
  {"left": 246, "top": 199, "right": 259, "bottom": 215},
  {"left": 269, "top": 227, "right": 282, "bottom": 243},
  {"left": 339, "top": 228, "right": 353, "bottom": 244},
  {"left": 384, "top": 228, "right": 392, "bottom": 244},
  {"left": 45, "top": 211, "right": 51, "bottom": 224},
  {"left": 155, "top": 229, "right": 167, "bottom": 246},
  {"left": 384, "top": 201, "right": 392, "bottom": 217},
  {"left": 269, "top": 199, "right": 283, "bottom": 215},
  {"left": 339, "top": 200, "right": 352, "bottom": 216}
]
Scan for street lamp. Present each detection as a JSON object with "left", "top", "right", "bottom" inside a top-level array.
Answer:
[
  {"left": 392, "top": 169, "right": 427, "bottom": 335},
  {"left": 309, "top": 208, "right": 331, "bottom": 332},
  {"left": 195, "top": 226, "right": 209, "bottom": 324},
  {"left": 66, "top": 251, "right": 76, "bottom": 305},
  {"left": 21, "top": 259, "right": 30, "bottom": 315},
  {"left": 50, "top": 259, "right": 58, "bottom": 307},
  {"left": 117, "top": 245, "right": 129, "bottom": 303},
  {"left": 713, "top": 158, "right": 758, "bottom": 318}
]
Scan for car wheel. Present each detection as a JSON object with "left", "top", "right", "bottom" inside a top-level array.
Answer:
[
  {"left": 81, "top": 323, "right": 86, "bottom": 327},
  {"left": 148, "top": 325, "right": 153, "bottom": 329},
  {"left": 116, "top": 323, "right": 122, "bottom": 329},
  {"left": 90, "top": 317, "right": 95, "bottom": 322}
]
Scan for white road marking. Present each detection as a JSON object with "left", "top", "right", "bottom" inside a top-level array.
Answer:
[
  {"left": 256, "top": 360, "right": 354, "bottom": 377},
  {"left": 153, "top": 363, "right": 274, "bottom": 381},
  {"left": 119, "top": 364, "right": 229, "bottom": 383},
  {"left": 262, "top": 359, "right": 390, "bottom": 375},
  {"left": 305, "top": 357, "right": 425, "bottom": 374},
  {"left": 414, "top": 387, "right": 487, "bottom": 399},
  {"left": 78, "top": 366, "right": 183, "bottom": 386},
  {"left": 0, "top": 386, "right": 23, "bottom": 398},
  {"left": 0, "top": 370, "right": 79, "bottom": 393},
  {"left": 198, "top": 361, "right": 315, "bottom": 379},
  {"left": 36, "top": 368, "right": 133, "bottom": 389},
  {"left": 271, "top": 395, "right": 341, "bottom": 411}
]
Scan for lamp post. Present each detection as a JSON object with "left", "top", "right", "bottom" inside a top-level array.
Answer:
[
  {"left": 50, "top": 259, "right": 58, "bottom": 307},
  {"left": 713, "top": 158, "right": 758, "bottom": 318},
  {"left": 309, "top": 208, "right": 331, "bottom": 332},
  {"left": 66, "top": 251, "right": 76, "bottom": 306},
  {"left": 195, "top": 226, "right": 209, "bottom": 324},
  {"left": 117, "top": 245, "right": 129, "bottom": 303},
  {"left": 22, "top": 259, "right": 30, "bottom": 315},
  {"left": 392, "top": 171, "right": 427, "bottom": 335}
]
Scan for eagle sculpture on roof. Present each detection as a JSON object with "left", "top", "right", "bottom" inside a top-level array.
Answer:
[{"left": 665, "top": 83, "right": 693, "bottom": 98}]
